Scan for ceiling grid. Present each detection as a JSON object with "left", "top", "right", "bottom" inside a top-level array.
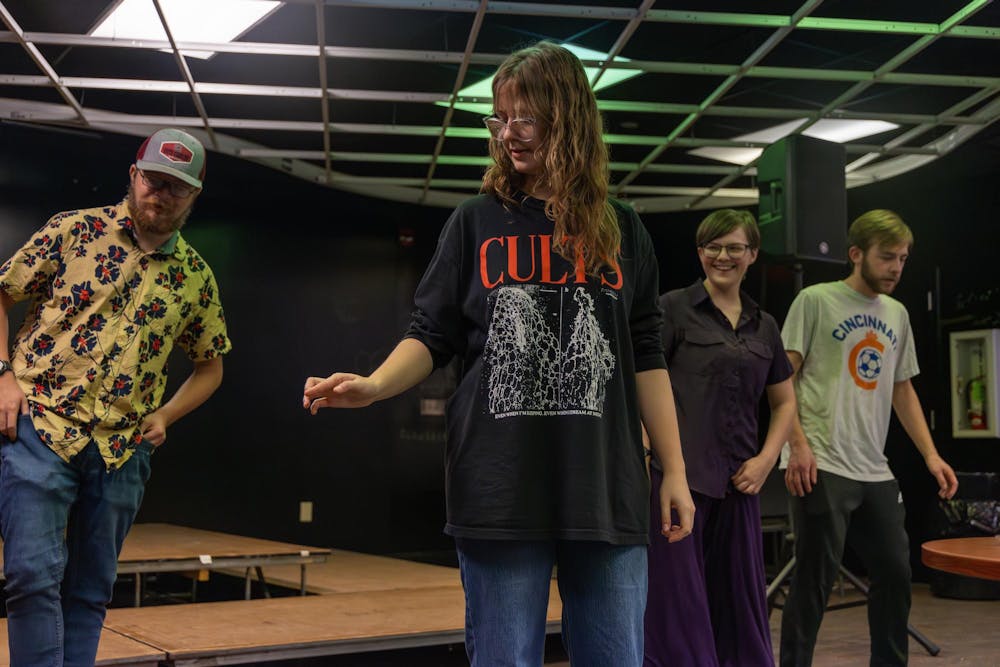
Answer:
[{"left": 0, "top": 0, "right": 997, "bottom": 211}]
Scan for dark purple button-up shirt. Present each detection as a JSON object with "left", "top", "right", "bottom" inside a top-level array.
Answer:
[{"left": 655, "top": 280, "right": 792, "bottom": 498}]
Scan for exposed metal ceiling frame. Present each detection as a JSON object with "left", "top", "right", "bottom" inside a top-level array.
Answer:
[
  {"left": 0, "top": 94, "right": 952, "bottom": 158},
  {"left": 5, "top": 31, "right": 1000, "bottom": 89},
  {"left": 0, "top": 0, "right": 997, "bottom": 211},
  {"left": 314, "top": 0, "right": 332, "bottom": 181},
  {"left": 615, "top": 0, "right": 825, "bottom": 195},
  {"left": 419, "top": 0, "right": 487, "bottom": 202},
  {"left": 686, "top": 0, "right": 996, "bottom": 210},
  {"left": 847, "top": 85, "right": 999, "bottom": 173},
  {"left": 150, "top": 0, "right": 217, "bottom": 149},
  {"left": 587, "top": 0, "right": 654, "bottom": 90},
  {"left": 5, "top": 73, "right": 998, "bottom": 122},
  {"left": 0, "top": 4, "right": 88, "bottom": 123},
  {"left": 308, "top": 0, "right": 1000, "bottom": 42}
]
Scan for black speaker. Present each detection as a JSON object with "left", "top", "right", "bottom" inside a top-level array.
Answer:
[{"left": 757, "top": 135, "right": 847, "bottom": 263}]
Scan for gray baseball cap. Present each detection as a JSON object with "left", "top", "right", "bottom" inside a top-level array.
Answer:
[{"left": 135, "top": 128, "right": 206, "bottom": 188}]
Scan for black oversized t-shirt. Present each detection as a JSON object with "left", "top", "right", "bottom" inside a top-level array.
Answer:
[{"left": 405, "top": 193, "right": 665, "bottom": 545}]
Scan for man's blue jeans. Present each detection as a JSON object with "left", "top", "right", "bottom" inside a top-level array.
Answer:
[
  {"left": 456, "top": 537, "right": 647, "bottom": 667},
  {"left": 0, "top": 414, "right": 152, "bottom": 667}
]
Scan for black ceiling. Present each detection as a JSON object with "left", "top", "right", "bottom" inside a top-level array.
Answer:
[{"left": 1, "top": 0, "right": 999, "bottom": 211}]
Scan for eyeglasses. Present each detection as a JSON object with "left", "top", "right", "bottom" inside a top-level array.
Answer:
[
  {"left": 138, "top": 170, "right": 197, "bottom": 198},
  {"left": 701, "top": 242, "right": 753, "bottom": 259},
  {"left": 482, "top": 115, "right": 536, "bottom": 141}
]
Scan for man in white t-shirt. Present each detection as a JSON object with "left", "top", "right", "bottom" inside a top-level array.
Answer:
[{"left": 778, "top": 209, "right": 958, "bottom": 666}]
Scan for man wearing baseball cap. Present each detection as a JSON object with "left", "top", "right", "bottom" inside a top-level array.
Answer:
[{"left": 0, "top": 128, "right": 231, "bottom": 664}]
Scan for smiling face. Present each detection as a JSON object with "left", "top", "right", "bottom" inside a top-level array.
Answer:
[
  {"left": 492, "top": 83, "right": 547, "bottom": 195},
  {"left": 698, "top": 226, "right": 758, "bottom": 294}
]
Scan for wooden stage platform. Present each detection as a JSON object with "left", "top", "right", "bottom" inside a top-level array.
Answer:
[
  {"left": 1, "top": 523, "right": 331, "bottom": 606},
  {"left": 219, "top": 547, "right": 467, "bottom": 594},
  {"left": 0, "top": 623, "right": 165, "bottom": 666},
  {"left": 0, "top": 524, "right": 563, "bottom": 665}
]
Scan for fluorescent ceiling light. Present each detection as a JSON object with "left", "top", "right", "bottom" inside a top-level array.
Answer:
[
  {"left": 447, "top": 43, "right": 644, "bottom": 116},
  {"left": 91, "top": 0, "right": 281, "bottom": 59},
  {"left": 689, "top": 118, "right": 899, "bottom": 165}
]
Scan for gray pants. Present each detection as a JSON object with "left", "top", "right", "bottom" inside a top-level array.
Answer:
[{"left": 779, "top": 470, "right": 912, "bottom": 667}]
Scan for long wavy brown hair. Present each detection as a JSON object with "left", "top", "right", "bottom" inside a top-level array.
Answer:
[{"left": 481, "top": 41, "right": 620, "bottom": 274}]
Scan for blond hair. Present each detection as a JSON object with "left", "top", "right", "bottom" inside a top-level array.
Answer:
[{"left": 847, "top": 209, "right": 913, "bottom": 251}]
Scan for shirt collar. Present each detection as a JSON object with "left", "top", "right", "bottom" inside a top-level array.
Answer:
[
  {"left": 686, "top": 278, "right": 761, "bottom": 320},
  {"left": 687, "top": 279, "right": 712, "bottom": 306},
  {"left": 514, "top": 191, "right": 546, "bottom": 210},
  {"left": 115, "top": 200, "right": 183, "bottom": 259}
]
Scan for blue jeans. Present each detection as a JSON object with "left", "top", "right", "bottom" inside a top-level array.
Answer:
[
  {"left": 456, "top": 537, "right": 647, "bottom": 667},
  {"left": 0, "top": 414, "right": 152, "bottom": 667}
]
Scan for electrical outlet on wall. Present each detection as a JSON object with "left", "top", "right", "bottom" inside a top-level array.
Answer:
[{"left": 299, "top": 501, "right": 313, "bottom": 523}]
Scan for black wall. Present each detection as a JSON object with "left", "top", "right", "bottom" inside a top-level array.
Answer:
[
  {"left": 643, "top": 126, "right": 1000, "bottom": 579},
  {"left": 0, "top": 123, "right": 453, "bottom": 558},
  {"left": 2, "top": 122, "right": 998, "bottom": 572}
]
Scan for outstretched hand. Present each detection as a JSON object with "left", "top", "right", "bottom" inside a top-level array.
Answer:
[{"left": 302, "top": 373, "right": 379, "bottom": 413}]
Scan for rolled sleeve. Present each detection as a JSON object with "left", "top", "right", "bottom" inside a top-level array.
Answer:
[
  {"left": 626, "top": 208, "right": 666, "bottom": 372},
  {"left": 0, "top": 214, "right": 72, "bottom": 303},
  {"left": 403, "top": 210, "right": 467, "bottom": 369}
]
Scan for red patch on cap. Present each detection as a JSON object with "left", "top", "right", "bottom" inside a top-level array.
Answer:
[{"left": 159, "top": 141, "right": 193, "bottom": 164}]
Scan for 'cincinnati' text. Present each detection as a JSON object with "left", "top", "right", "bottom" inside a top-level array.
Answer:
[{"left": 832, "top": 313, "right": 898, "bottom": 349}]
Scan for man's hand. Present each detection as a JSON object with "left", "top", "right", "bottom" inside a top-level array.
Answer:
[
  {"left": 303, "top": 373, "right": 380, "bottom": 413},
  {"left": 139, "top": 411, "right": 169, "bottom": 447},
  {"left": 784, "top": 440, "right": 817, "bottom": 497},
  {"left": 659, "top": 471, "right": 695, "bottom": 543},
  {"left": 0, "top": 373, "right": 29, "bottom": 441},
  {"left": 731, "top": 453, "right": 777, "bottom": 495},
  {"left": 925, "top": 454, "right": 959, "bottom": 499}
]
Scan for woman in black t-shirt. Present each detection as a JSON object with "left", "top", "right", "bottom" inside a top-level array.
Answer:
[{"left": 305, "top": 42, "right": 694, "bottom": 667}]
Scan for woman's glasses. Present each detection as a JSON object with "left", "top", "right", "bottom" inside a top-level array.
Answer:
[
  {"left": 482, "top": 115, "right": 536, "bottom": 142},
  {"left": 700, "top": 242, "right": 753, "bottom": 259}
]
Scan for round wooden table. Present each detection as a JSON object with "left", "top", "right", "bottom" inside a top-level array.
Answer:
[{"left": 921, "top": 537, "right": 1000, "bottom": 581}]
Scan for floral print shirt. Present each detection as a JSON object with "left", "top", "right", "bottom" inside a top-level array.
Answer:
[{"left": 0, "top": 200, "right": 231, "bottom": 469}]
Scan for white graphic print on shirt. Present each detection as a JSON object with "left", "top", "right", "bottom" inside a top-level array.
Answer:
[{"left": 484, "top": 284, "right": 615, "bottom": 418}]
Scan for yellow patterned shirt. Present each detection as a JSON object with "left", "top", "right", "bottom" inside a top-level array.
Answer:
[{"left": 0, "top": 200, "right": 231, "bottom": 469}]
